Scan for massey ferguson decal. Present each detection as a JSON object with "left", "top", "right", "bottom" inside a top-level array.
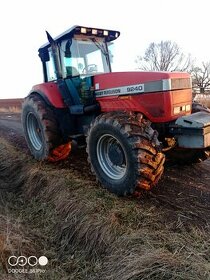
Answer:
[{"left": 95, "top": 84, "right": 144, "bottom": 97}]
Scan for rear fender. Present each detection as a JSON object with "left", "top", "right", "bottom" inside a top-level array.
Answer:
[{"left": 29, "top": 82, "right": 66, "bottom": 108}]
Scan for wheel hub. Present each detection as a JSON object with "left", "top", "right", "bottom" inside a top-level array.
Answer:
[
  {"left": 26, "top": 112, "right": 43, "bottom": 151},
  {"left": 96, "top": 134, "right": 127, "bottom": 180},
  {"left": 108, "top": 144, "right": 125, "bottom": 166}
]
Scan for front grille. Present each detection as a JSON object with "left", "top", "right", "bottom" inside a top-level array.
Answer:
[{"left": 171, "top": 78, "right": 192, "bottom": 90}]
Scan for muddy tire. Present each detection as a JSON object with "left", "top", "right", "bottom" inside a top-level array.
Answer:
[
  {"left": 86, "top": 112, "right": 165, "bottom": 196},
  {"left": 22, "top": 94, "right": 65, "bottom": 160}
]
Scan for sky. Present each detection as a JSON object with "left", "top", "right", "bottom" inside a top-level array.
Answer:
[{"left": 1, "top": 0, "right": 210, "bottom": 98}]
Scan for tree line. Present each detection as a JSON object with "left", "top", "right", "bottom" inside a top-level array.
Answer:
[{"left": 135, "top": 41, "right": 210, "bottom": 94}]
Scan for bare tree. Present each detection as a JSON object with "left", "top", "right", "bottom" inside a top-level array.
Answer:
[
  {"left": 136, "top": 40, "right": 191, "bottom": 72},
  {"left": 190, "top": 62, "right": 210, "bottom": 94}
]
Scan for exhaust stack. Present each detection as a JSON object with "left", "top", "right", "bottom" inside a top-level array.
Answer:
[{"left": 46, "top": 31, "right": 62, "bottom": 79}]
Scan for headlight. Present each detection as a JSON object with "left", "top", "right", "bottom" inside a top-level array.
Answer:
[
  {"left": 173, "top": 106, "right": 181, "bottom": 115},
  {"left": 186, "top": 104, "right": 191, "bottom": 111},
  {"left": 173, "top": 104, "right": 191, "bottom": 115}
]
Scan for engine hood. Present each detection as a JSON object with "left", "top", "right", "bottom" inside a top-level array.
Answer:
[{"left": 93, "top": 71, "right": 191, "bottom": 96}]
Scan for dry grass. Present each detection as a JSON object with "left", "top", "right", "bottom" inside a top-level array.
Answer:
[
  {"left": 0, "top": 213, "right": 38, "bottom": 271},
  {"left": 0, "top": 99, "right": 23, "bottom": 113},
  {"left": 0, "top": 138, "right": 210, "bottom": 279},
  {"left": 0, "top": 107, "right": 21, "bottom": 113}
]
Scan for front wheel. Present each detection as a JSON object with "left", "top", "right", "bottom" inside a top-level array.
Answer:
[{"left": 86, "top": 112, "right": 165, "bottom": 196}]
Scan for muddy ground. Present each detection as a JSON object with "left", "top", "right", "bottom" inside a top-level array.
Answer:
[
  {"left": 0, "top": 112, "right": 209, "bottom": 226},
  {"left": 0, "top": 111, "right": 210, "bottom": 279}
]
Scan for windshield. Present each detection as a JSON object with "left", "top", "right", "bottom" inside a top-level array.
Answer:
[{"left": 61, "top": 37, "right": 111, "bottom": 77}]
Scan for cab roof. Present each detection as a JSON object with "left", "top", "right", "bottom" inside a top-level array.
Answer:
[{"left": 38, "top": 25, "right": 120, "bottom": 55}]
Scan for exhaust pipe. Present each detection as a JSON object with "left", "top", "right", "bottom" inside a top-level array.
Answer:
[{"left": 46, "top": 31, "right": 62, "bottom": 79}]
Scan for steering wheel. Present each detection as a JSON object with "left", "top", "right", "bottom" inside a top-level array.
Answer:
[{"left": 82, "top": 64, "right": 98, "bottom": 74}]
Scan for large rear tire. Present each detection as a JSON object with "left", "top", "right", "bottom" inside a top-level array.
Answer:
[
  {"left": 86, "top": 112, "right": 165, "bottom": 196},
  {"left": 22, "top": 95, "right": 70, "bottom": 161}
]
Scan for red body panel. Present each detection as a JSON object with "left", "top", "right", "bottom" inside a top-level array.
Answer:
[
  {"left": 94, "top": 71, "right": 189, "bottom": 88},
  {"left": 95, "top": 90, "right": 192, "bottom": 123},
  {"left": 32, "top": 82, "right": 66, "bottom": 108},
  {"left": 31, "top": 71, "right": 192, "bottom": 123},
  {"left": 94, "top": 72, "right": 192, "bottom": 123}
]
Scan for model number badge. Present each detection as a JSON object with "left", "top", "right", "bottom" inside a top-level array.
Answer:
[
  {"left": 127, "top": 85, "right": 143, "bottom": 93},
  {"left": 95, "top": 84, "right": 144, "bottom": 97}
]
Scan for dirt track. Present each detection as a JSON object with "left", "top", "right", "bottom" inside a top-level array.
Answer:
[
  {"left": 1, "top": 111, "right": 210, "bottom": 279},
  {"left": 0, "top": 112, "right": 210, "bottom": 226}
]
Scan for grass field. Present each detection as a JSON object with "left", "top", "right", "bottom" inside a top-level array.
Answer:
[
  {"left": 0, "top": 95, "right": 209, "bottom": 279},
  {"left": 0, "top": 99, "right": 23, "bottom": 113},
  {"left": 0, "top": 138, "right": 209, "bottom": 279}
]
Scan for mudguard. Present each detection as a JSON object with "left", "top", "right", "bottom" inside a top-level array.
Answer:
[{"left": 30, "top": 82, "right": 66, "bottom": 108}]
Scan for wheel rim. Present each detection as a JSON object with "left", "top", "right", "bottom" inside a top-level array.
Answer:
[
  {"left": 26, "top": 112, "right": 43, "bottom": 151},
  {"left": 96, "top": 134, "right": 127, "bottom": 180}
]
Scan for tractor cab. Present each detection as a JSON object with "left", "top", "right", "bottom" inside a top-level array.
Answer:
[
  {"left": 37, "top": 26, "right": 120, "bottom": 114},
  {"left": 38, "top": 26, "right": 120, "bottom": 83}
]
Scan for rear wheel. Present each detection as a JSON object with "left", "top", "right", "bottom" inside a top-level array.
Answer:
[
  {"left": 22, "top": 95, "right": 71, "bottom": 161},
  {"left": 86, "top": 112, "right": 165, "bottom": 196}
]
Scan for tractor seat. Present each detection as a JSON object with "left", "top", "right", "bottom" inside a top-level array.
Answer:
[{"left": 66, "top": 66, "right": 80, "bottom": 77}]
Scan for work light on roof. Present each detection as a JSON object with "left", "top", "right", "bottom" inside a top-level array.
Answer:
[
  {"left": 92, "top": 29, "right": 98, "bottom": 35},
  {"left": 103, "top": 30, "right": 109, "bottom": 36},
  {"left": 80, "top": 27, "right": 87, "bottom": 34}
]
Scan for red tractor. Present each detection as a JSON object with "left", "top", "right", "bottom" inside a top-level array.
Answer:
[{"left": 22, "top": 25, "right": 210, "bottom": 195}]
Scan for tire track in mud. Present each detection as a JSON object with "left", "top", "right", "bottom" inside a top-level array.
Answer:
[
  {"left": 0, "top": 112, "right": 210, "bottom": 225},
  {"left": 1, "top": 113, "right": 210, "bottom": 279}
]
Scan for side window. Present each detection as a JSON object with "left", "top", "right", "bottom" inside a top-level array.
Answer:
[{"left": 46, "top": 50, "right": 56, "bottom": 81}]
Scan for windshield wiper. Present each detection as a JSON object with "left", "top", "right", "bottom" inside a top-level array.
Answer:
[{"left": 91, "top": 38, "right": 109, "bottom": 58}]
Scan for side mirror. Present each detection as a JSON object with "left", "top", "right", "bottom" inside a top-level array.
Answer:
[{"left": 39, "top": 50, "right": 50, "bottom": 62}]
